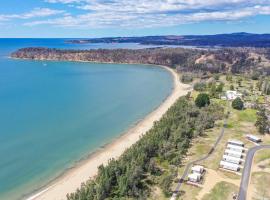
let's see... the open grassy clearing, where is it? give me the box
[248,146,270,200]
[200,106,258,175]
[201,181,238,200]
[254,149,270,164]
[250,172,270,200]
[149,186,168,200]
[237,109,257,123]
[177,183,201,200]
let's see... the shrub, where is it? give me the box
[232,97,244,110]
[193,82,207,91]
[181,73,193,83]
[251,71,260,80]
[216,82,224,93]
[226,74,233,81]
[195,93,210,108]
[213,74,220,80]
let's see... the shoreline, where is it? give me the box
[25,63,191,200]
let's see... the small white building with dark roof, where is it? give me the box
[220,160,240,171]
[224,149,243,158]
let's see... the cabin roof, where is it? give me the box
[220,160,240,168]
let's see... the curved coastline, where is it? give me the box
[24,63,191,200]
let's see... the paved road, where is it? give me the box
[238,145,270,200]
[171,114,228,199]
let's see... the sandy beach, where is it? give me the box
[26,65,191,200]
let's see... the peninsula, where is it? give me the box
[11,47,270,75]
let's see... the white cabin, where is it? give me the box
[227,139,244,147]
[191,165,204,174]
[224,149,242,158]
[220,160,240,171]
[246,134,262,143]
[221,96,227,100]
[227,144,245,153]
[188,173,201,182]
[223,155,241,164]
[226,90,242,100]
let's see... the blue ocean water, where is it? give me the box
[0,39,173,200]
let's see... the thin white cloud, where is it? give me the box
[0,8,65,21]
[45,0,82,3]
[20,8,65,19]
[47,0,270,14]
[2,0,270,29]
[25,3,270,28]
[0,16,8,21]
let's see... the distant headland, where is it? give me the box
[11,46,270,75]
[67,33,270,48]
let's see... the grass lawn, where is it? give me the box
[200,106,257,171]
[149,186,168,200]
[254,149,270,164]
[237,109,257,123]
[250,172,270,200]
[257,95,265,104]
[177,184,201,200]
[250,148,270,199]
[201,181,238,200]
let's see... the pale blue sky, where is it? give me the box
[0,0,270,38]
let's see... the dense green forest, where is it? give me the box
[66,96,224,200]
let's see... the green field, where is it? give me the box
[254,149,270,164]
[201,181,238,200]
[251,172,270,200]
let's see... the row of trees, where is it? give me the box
[255,106,269,134]
[67,96,224,200]
[257,78,270,95]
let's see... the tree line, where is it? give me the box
[66,96,224,200]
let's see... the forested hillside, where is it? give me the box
[66,96,224,200]
[11,47,270,75]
